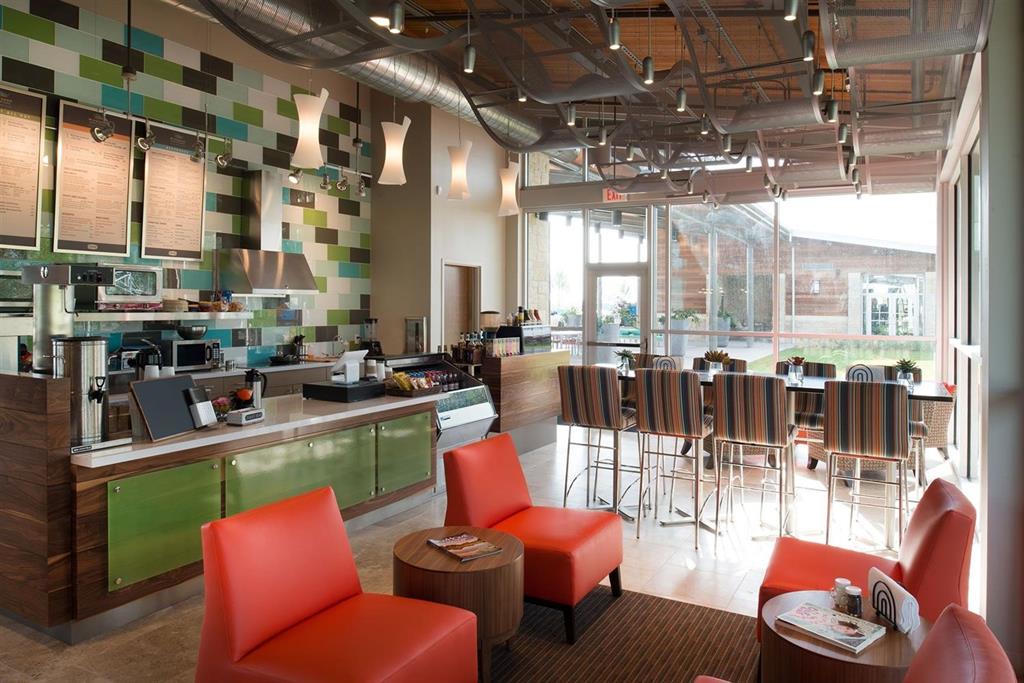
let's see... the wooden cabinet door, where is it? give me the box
[106,460,222,590]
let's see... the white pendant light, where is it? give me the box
[498,161,520,216]
[388,1,404,33]
[801,30,815,62]
[447,139,472,200]
[291,87,329,169]
[675,87,687,112]
[783,0,799,22]
[378,115,411,185]
[812,70,825,96]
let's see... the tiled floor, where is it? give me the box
[0,428,972,681]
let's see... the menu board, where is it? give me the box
[0,86,45,249]
[141,125,206,260]
[54,102,132,255]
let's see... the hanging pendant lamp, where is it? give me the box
[498,161,520,216]
[378,116,411,185]
[448,139,472,200]
[291,87,329,169]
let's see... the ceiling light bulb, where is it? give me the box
[851,167,861,184]
[675,88,687,112]
[642,57,655,85]
[388,1,404,33]
[626,145,635,161]
[358,177,367,197]
[598,127,607,146]
[566,103,576,127]
[320,173,332,190]
[463,44,476,74]
[609,17,621,50]
[745,155,753,172]
[825,98,839,123]
[701,190,709,204]
[336,175,349,192]
[517,88,527,103]
[837,122,849,144]
[763,174,771,190]
[215,152,232,168]
[801,30,815,62]
[190,136,205,163]
[288,169,302,184]
[661,168,669,180]
[136,125,155,152]
[723,134,732,153]
[700,114,710,135]
[686,178,694,195]
[91,114,114,143]
[784,0,798,22]
[812,69,825,96]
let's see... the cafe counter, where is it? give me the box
[481,349,570,452]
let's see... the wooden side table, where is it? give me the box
[761,590,932,683]
[394,526,524,682]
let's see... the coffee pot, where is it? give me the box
[244,368,267,409]
[128,341,163,381]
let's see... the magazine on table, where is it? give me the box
[428,533,502,562]
[776,602,887,654]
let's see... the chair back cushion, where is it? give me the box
[693,357,748,373]
[905,605,1016,683]
[824,380,910,459]
[444,433,532,528]
[651,356,682,370]
[201,487,361,662]
[557,365,624,429]
[898,478,976,620]
[776,361,836,418]
[712,373,788,447]
[845,363,885,381]
[635,369,704,438]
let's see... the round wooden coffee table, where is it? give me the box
[393,526,524,683]
[761,590,932,683]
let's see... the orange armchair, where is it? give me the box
[758,478,975,639]
[196,487,478,682]
[444,433,623,644]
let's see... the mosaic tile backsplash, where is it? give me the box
[0,0,372,366]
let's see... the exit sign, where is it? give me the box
[603,187,626,202]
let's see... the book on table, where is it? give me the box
[428,533,502,562]
[776,602,888,654]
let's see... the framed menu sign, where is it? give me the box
[141,125,206,260]
[0,86,45,250]
[54,102,133,256]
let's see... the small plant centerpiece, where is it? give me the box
[615,348,636,372]
[787,355,806,384]
[704,349,730,374]
[895,358,918,390]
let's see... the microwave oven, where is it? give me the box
[77,264,163,310]
[160,339,222,371]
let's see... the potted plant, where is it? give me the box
[786,356,805,384]
[563,306,581,328]
[704,349,730,374]
[615,349,636,372]
[716,309,734,347]
[895,358,918,390]
[670,308,699,355]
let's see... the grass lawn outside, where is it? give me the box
[747,340,936,378]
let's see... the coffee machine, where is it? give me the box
[52,336,130,454]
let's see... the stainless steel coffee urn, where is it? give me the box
[52,337,109,448]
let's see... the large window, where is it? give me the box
[526,210,584,362]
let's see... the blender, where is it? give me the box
[360,318,383,356]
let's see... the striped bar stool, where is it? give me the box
[712,373,795,553]
[775,361,836,470]
[558,365,636,511]
[693,358,748,468]
[823,380,912,546]
[634,368,713,546]
[883,365,929,488]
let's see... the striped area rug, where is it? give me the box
[492,589,759,682]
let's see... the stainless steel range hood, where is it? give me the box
[216,170,318,297]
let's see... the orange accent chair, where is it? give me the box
[196,487,478,683]
[693,604,1015,683]
[444,433,623,644]
[758,478,975,639]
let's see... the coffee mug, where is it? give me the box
[144,365,160,380]
[160,366,175,377]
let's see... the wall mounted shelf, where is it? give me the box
[74,311,253,322]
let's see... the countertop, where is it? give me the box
[184,360,336,380]
[74,392,439,469]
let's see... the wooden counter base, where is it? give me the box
[481,350,569,433]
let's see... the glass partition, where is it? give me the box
[588,206,648,263]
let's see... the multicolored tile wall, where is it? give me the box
[0,0,372,366]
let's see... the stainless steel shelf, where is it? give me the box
[74,311,253,322]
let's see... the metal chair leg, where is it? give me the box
[636,434,645,539]
[693,438,701,550]
[898,461,905,546]
[848,458,862,539]
[563,425,573,507]
[714,439,723,556]
[825,453,835,546]
[777,447,784,537]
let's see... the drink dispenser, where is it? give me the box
[52,336,109,448]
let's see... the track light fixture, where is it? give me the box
[851,167,861,184]
[825,99,839,123]
[701,190,710,204]
[802,31,815,62]
[189,133,204,163]
[320,172,332,190]
[700,114,710,135]
[675,88,687,112]
[812,70,825,96]
[566,103,576,127]
[463,44,476,74]
[388,1,404,34]
[626,145,636,161]
[763,174,771,190]
[358,177,367,198]
[609,17,621,50]
[598,127,607,146]
[723,134,732,153]
[745,155,753,172]
[336,175,349,192]
[686,178,694,194]
[642,57,654,85]
[784,0,798,21]
[837,123,849,144]
[90,112,114,143]
[517,88,527,103]
[661,168,669,180]
[215,139,233,168]
[136,120,155,151]
[288,169,302,184]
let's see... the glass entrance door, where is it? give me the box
[585,265,649,365]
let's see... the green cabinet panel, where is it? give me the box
[376,412,433,495]
[107,460,222,591]
[225,426,376,516]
